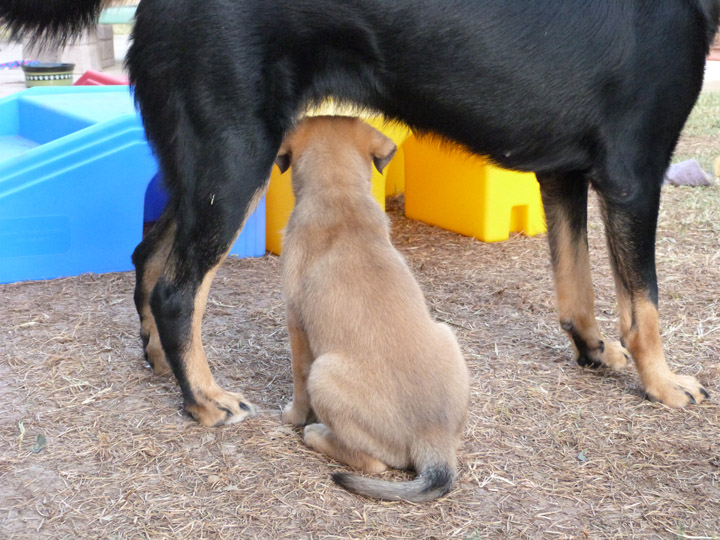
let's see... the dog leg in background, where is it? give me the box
[538,173,629,370]
[132,210,177,376]
[282,309,316,426]
[598,180,709,406]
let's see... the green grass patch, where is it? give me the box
[673,91,720,173]
[682,91,720,137]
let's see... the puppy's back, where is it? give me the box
[280,117,469,501]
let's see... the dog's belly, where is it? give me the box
[130,0,705,178]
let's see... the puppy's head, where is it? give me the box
[275,116,397,184]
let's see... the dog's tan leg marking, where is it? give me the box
[139,222,176,376]
[597,192,709,407]
[553,216,629,370]
[179,188,268,426]
[182,260,256,426]
[281,308,315,426]
[616,284,633,340]
[304,423,388,474]
[622,296,708,407]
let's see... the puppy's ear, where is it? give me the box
[371,134,397,173]
[275,152,291,174]
[275,144,292,173]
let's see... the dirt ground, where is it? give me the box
[1,175,719,539]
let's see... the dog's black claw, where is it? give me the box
[645,393,659,403]
[576,354,602,369]
[700,387,710,399]
[685,391,697,405]
[239,401,251,411]
[219,405,234,417]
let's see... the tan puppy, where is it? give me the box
[277,116,469,503]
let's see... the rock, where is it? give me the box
[665,159,713,186]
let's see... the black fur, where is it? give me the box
[562,321,605,369]
[4,0,718,412]
[0,0,110,44]
[699,0,720,43]
[149,276,194,397]
[541,175,606,369]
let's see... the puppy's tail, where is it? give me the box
[332,462,456,503]
[0,0,112,44]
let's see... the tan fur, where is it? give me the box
[623,296,707,406]
[279,116,469,502]
[181,259,256,426]
[594,200,707,406]
[553,217,629,369]
[139,221,176,376]
[615,284,633,340]
[138,186,267,384]
[180,188,267,426]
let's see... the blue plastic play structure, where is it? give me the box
[0,86,265,284]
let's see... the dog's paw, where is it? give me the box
[141,331,172,376]
[146,343,172,376]
[282,401,310,426]
[577,340,629,371]
[303,423,331,449]
[602,341,631,370]
[185,385,256,426]
[644,373,709,408]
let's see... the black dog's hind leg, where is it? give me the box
[538,172,630,370]
[597,182,708,407]
[132,208,176,376]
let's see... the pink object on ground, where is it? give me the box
[74,70,129,86]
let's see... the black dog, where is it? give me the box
[4,0,716,425]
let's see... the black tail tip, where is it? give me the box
[423,465,455,497]
[331,472,352,488]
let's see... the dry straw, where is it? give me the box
[1,186,718,538]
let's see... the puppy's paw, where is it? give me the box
[282,401,311,426]
[644,372,709,408]
[185,385,256,426]
[303,423,331,449]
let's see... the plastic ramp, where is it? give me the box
[0,86,264,284]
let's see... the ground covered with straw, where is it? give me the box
[2,92,720,538]
[2,186,719,539]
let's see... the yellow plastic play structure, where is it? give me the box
[403,135,545,243]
